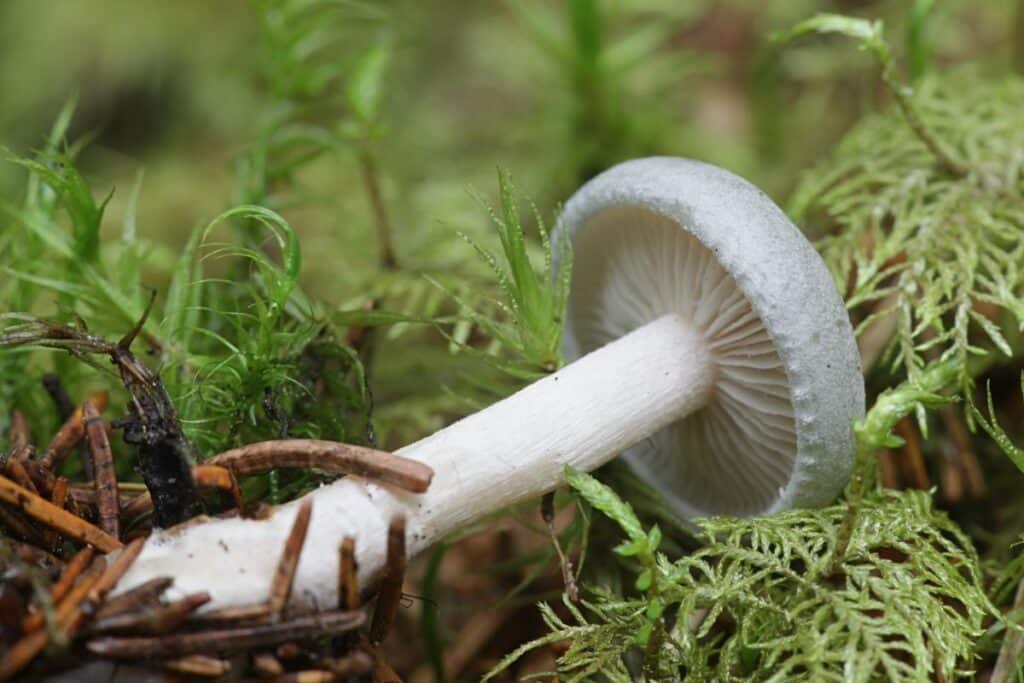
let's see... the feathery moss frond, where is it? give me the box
[494,481,993,681]
[789,66,1024,392]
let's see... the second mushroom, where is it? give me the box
[116,157,864,610]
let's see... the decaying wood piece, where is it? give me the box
[269,499,313,621]
[338,537,359,611]
[92,592,211,634]
[39,391,109,470]
[0,476,121,552]
[162,654,231,677]
[192,464,243,513]
[83,399,120,539]
[369,515,406,643]
[8,410,29,452]
[21,546,94,633]
[95,576,174,620]
[87,609,365,658]
[207,439,434,493]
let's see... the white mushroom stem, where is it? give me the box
[116,313,714,609]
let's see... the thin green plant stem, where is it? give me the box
[358,149,398,271]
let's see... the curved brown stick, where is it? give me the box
[84,399,120,539]
[39,391,109,470]
[0,476,121,552]
[206,440,433,493]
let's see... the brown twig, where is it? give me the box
[339,536,360,611]
[86,537,146,607]
[207,440,433,493]
[992,577,1024,683]
[21,546,95,634]
[92,592,211,634]
[87,609,365,658]
[327,651,374,678]
[44,477,70,550]
[269,499,313,621]
[895,418,930,489]
[4,459,38,495]
[278,671,336,683]
[370,515,406,643]
[252,653,285,676]
[8,410,29,451]
[939,405,987,499]
[162,654,231,677]
[542,491,579,602]
[0,475,121,552]
[83,399,120,539]
[95,576,174,620]
[39,391,109,470]
[192,464,244,512]
[186,602,272,626]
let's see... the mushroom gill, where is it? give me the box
[566,205,797,517]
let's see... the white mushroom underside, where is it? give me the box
[569,206,798,516]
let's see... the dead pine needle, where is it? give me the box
[269,499,313,621]
[39,391,109,470]
[192,464,243,512]
[542,491,579,602]
[8,410,29,451]
[207,439,434,493]
[370,514,406,644]
[0,475,121,552]
[162,654,231,678]
[84,399,120,539]
[338,536,359,611]
[95,576,174,620]
[92,592,211,634]
[87,609,365,658]
[21,546,95,634]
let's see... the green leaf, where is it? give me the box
[346,40,391,126]
[564,465,645,544]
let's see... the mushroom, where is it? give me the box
[115,157,864,609]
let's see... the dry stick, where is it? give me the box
[192,464,243,512]
[278,671,336,683]
[207,440,434,493]
[269,499,313,621]
[186,603,272,626]
[878,449,901,489]
[87,609,365,658]
[21,546,95,633]
[39,391,109,470]
[338,537,359,610]
[0,504,42,544]
[369,515,406,643]
[4,458,38,495]
[92,592,211,634]
[8,410,29,451]
[42,373,93,479]
[43,477,70,551]
[0,476,121,552]
[162,655,231,678]
[542,492,579,602]
[252,653,285,677]
[22,459,56,497]
[894,418,930,490]
[95,576,174,620]
[83,399,120,539]
[327,651,374,678]
[0,556,109,682]
[939,405,987,498]
[992,577,1024,683]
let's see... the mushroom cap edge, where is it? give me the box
[554,156,865,518]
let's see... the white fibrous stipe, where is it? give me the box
[568,206,797,516]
